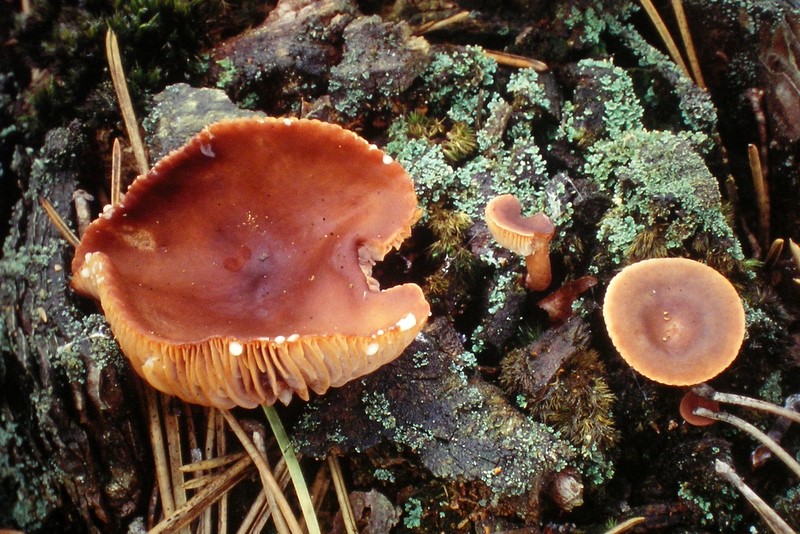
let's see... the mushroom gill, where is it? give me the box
[72,118,430,409]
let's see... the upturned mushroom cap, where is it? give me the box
[484,194,555,291]
[603,258,745,386]
[72,118,430,409]
[679,390,720,426]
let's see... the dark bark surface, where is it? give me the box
[1,122,147,532]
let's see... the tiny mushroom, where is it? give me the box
[603,258,745,386]
[679,390,720,427]
[71,118,430,409]
[484,193,555,291]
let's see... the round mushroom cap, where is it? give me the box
[603,258,745,386]
[72,118,430,409]
[484,194,554,256]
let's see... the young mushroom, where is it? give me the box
[679,390,720,427]
[484,193,555,291]
[603,258,745,385]
[71,118,430,409]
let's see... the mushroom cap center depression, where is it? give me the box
[73,119,425,343]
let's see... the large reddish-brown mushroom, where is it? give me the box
[484,194,555,291]
[603,258,745,386]
[72,118,430,409]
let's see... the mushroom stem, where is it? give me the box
[694,407,800,479]
[714,459,795,534]
[525,249,553,291]
[693,384,800,425]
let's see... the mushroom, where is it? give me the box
[71,118,430,409]
[603,258,745,386]
[679,390,720,427]
[484,194,555,291]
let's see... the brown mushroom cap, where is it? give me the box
[603,258,745,386]
[484,194,555,291]
[72,118,430,409]
[484,194,554,256]
[679,391,720,426]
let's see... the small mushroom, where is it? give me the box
[484,194,555,291]
[679,390,720,427]
[603,258,745,386]
[71,118,430,409]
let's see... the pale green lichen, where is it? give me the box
[363,391,397,431]
[559,58,643,144]
[506,68,551,113]
[585,129,742,269]
[421,45,497,125]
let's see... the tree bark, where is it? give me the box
[1,121,147,532]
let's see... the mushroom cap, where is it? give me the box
[679,391,720,426]
[484,194,554,256]
[72,118,430,409]
[603,258,745,386]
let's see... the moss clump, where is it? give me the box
[424,207,476,306]
[16,0,222,132]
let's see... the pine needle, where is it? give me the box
[637,0,691,79]
[145,388,176,517]
[150,454,254,534]
[39,198,80,248]
[263,404,322,534]
[111,137,122,205]
[328,452,358,534]
[220,409,301,534]
[105,28,149,175]
[670,0,707,89]
[748,143,770,250]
